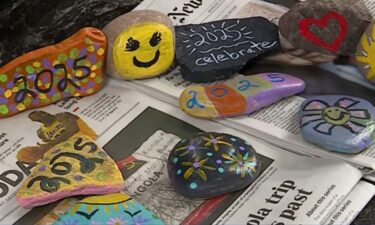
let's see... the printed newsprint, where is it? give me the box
[126,0,375,171]
[0,80,373,224]
[364,0,375,18]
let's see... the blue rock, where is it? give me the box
[300,95,375,154]
[167,132,261,199]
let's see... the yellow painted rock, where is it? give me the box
[356,22,375,84]
[16,133,124,208]
[103,10,175,80]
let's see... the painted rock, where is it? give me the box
[175,17,280,83]
[300,95,375,154]
[356,22,375,84]
[167,132,260,199]
[104,10,175,80]
[16,134,124,208]
[0,27,106,119]
[179,73,305,119]
[279,0,372,55]
[17,111,97,163]
[52,193,165,225]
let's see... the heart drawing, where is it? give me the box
[299,11,348,53]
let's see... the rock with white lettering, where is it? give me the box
[175,17,280,83]
[279,0,372,55]
[168,132,261,198]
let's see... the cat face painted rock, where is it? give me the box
[104,10,175,80]
[168,132,260,199]
[356,22,375,84]
[0,27,106,119]
[300,95,375,154]
[279,0,372,55]
[16,134,124,208]
[52,193,165,225]
[175,17,280,83]
[179,73,305,119]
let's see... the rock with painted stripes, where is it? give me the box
[175,17,280,83]
[179,73,305,119]
[300,95,375,154]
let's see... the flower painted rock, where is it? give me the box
[300,96,375,154]
[279,0,372,55]
[168,132,261,199]
[16,134,124,208]
[52,193,165,225]
[104,10,175,80]
[0,27,106,119]
[179,73,305,119]
[356,22,375,84]
[175,17,280,83]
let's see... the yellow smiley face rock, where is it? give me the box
[104,10,175,80]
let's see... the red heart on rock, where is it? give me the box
[299,11,348,53]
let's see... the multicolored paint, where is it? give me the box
[52,193,165,225]
[356,22,375,84]
[179,73,305,119]
[16,134,124,208]
[168,132,260,199]
[0,27,106,119]
[300,95,375,154]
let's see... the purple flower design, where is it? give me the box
[174,139,207,157]
[129,215,151,225]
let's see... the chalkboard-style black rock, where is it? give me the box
[167,132,261,199]
[175,17,280,83]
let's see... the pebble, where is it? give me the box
[168,132,260,199]
[103,10,175,80]
[300,95,375,154]
[179,73,305,119]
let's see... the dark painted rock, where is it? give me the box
[0,0,141,67]
[356,22,375,84]
[279,0,372,55]
[52,193,165,225]
[168,132,260,199]
[179,73,305,119]
[104,10,175,80]
[0,28,106,119]
[175,17,280,83]
[300,95,375,154]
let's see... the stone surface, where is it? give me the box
[104,10,175,80]
[179,73,305,119]
[175,17,280,83]
[0,27,106,119]
[16,133,124,208]
[168,132,260,199]
[17,111,97,163]
[356,22,375,84]
[300,95,375,154]
[279,0,372,55]
[0,0,141,67]
[51,193,165,225]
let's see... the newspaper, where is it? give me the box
[0,80,372,224]
[364,0,375,18]
[126,0,375,171]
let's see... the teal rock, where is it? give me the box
[167,132,261,199]
[300,95,375,154]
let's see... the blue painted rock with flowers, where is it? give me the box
[299,95,375,154]
[167,132,261,199]
[52,193,165,225]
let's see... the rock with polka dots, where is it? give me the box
[0,27,107,119]
[167,132,261,199]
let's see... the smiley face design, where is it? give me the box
[113,22,175,80]
[323,106,351,125]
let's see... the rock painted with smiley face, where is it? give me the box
[300,95,375,154]
[179,73,305,119]
[103,10,175,80]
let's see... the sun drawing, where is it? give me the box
[301,98,372,135]
[356,25,375,81]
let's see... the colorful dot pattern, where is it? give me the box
[0,28,106,118]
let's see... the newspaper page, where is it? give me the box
[126,0,375,170]
[364,0,375,18]
[0,80,369,224]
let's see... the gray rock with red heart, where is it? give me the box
[279,0,372,55]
